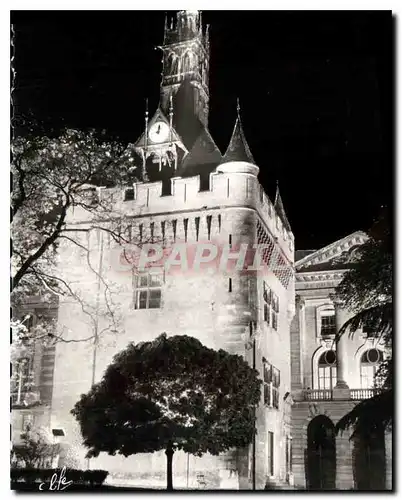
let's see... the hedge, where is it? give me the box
[11,468,108,487]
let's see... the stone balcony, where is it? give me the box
[301,388,382,402]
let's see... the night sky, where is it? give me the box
[11,10,393,250]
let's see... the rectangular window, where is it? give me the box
[134,272,162,309]
[268,431,274,477]
[195,217,200,242]
[11,358,33,405]
[228,278,232,293]
[360,365,376,389]
[263,282,279,330]
[124,187,135,201]
[321,312,336,337]
[318,365,337,390]
[263,358,280,409]
[150,222,155,243]
[22,413,34,433]
[184,219,188,242]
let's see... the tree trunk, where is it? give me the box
[165,444,174,491]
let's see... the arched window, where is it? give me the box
[360,349,383,389]
[182,51,194,74]
[318,350,337,390]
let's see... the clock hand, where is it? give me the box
[157,124,161,134]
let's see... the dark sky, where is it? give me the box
[11,10,393,250]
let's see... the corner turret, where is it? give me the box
[217,100,259,176]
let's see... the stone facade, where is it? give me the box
[290,232,392,490]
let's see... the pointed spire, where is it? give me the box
[221,98,255,165]
[144,98,149,146]
[274,182,291,231]
[163,12,168,43]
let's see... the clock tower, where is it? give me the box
[159,10,210,130]
[133,100,188,193]
[134,10,220,189]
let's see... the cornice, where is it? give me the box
[296,270,348,282]
[295,231,368,271]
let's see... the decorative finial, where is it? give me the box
[145,98,149,117]
[236,97,240,117]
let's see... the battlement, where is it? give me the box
[67,170,294,258]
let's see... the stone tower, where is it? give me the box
[48,11,296,489]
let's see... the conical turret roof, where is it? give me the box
[221,101,255,165]
[274,184,291,232]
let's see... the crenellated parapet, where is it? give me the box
[66,169,294,261]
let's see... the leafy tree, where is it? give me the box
[11,128,137,302]
[335,207,392,437]
[71,333,261,490]
[11,426,60,469]
[11,127,149,407]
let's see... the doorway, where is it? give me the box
[306,415,336,490]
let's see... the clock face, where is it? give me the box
[149,121,170,143]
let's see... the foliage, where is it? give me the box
[71,333,261,488]
[11,468,108,486]
[11,428,59,469]
[11,128,137,302]
[10,128,146,367]
[10,128,147,411]
[335,208,392,437]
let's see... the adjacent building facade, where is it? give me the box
[290,233,392,490]
[11,10,392,490]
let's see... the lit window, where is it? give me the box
[263,358,280,409]
[134,272,162,309]
[318,350,337,390]
[360,349,383,389]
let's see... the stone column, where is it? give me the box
[331,297,349,389]
[331,296,351,401]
